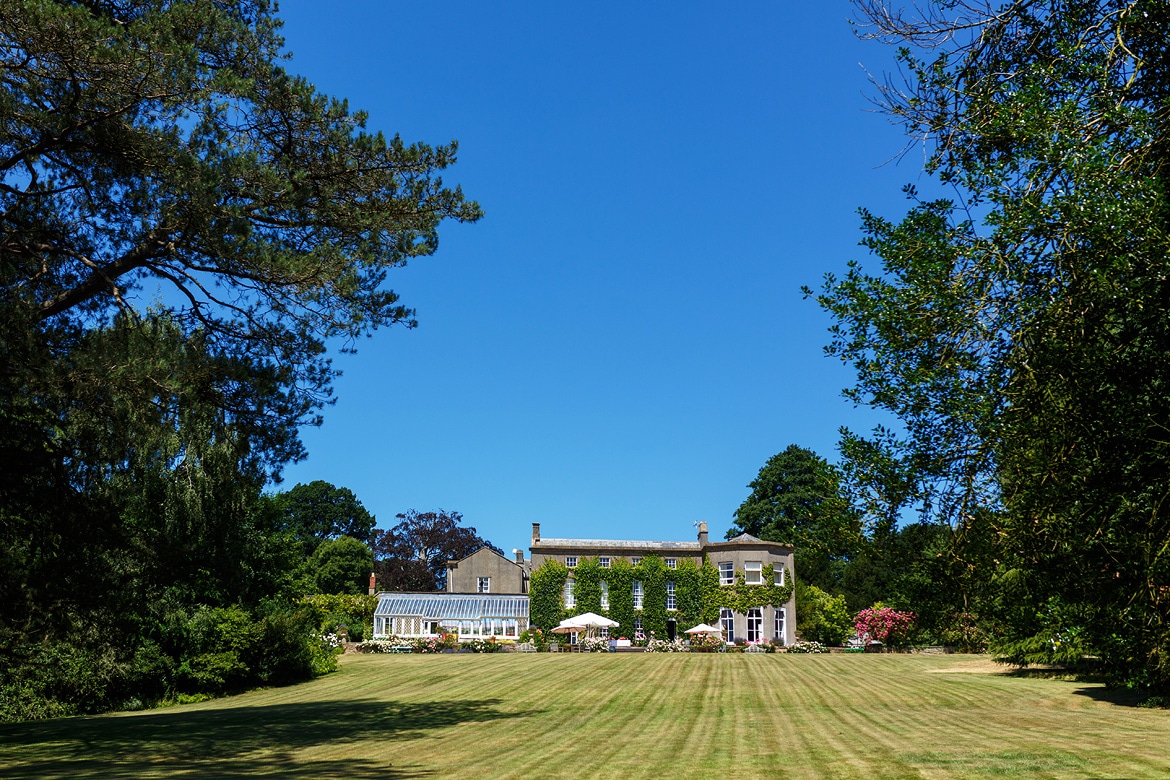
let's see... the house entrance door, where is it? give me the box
[666,619,677,641]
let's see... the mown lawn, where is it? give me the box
[1,652,1168,779]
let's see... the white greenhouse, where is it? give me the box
[372,593,530,640]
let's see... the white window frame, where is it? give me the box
[566,556,577,568]
[774,566,785,586]
[600,557,611,568]
[631,557,642,566]
[665,558,677,569]
[600,581,609,610]
[564,578,575,608]
[747,608,762,642]
[745,561,763,585]
[666,581,676,611]
[477,576,490,593]
[633,580,644,610]
[775,607,786,643]
[719,561,734,586]
[720,608,735,642]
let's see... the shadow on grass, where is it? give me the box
[997,666,1161,708]
[1070,686,1150,708]
[1002,667,1088,681]
[0,698,535,779]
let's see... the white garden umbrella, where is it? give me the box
[551,622,586,634]
[555,613,619,640]
[684,623,724,636]
[564,612,619,630]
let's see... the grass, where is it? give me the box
[1,653,1169,779]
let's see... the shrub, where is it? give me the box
[796,584,853,646]
[0,639,131,721]
[355,638,405,653]
[938,611,990,653]
[252,602,320,685]
[300,593,377,643]
[177,606,261,694]
[461,638,503,653]
[787,641,829,654]
[855,606,917,650]
[645,637,688,653]
[413,634,459,653]
[518,628,550,651]
[578,636,610,653]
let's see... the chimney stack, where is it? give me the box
[513,548,525,564]
[697,521,708,547]
[368,571,377,596]
[532,522,541,544]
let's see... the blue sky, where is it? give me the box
[273,1,920,550]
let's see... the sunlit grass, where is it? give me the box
[2,653,1169,778]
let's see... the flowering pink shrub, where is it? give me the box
[854,607,916,649]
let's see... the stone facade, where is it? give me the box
[530,521,797,646]
[445,546,529,594]
[424,521,798,645]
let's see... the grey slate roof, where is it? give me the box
[723,533,765,544]
[533,538,701,550]
[374,592,529,620]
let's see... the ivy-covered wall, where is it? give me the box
[529,559,568,630]
[527,556,794,638]
[707,564,793,614]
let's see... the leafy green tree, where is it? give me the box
[0,0,478,718]
[795,584,853,646]
[305,536,375,596]
[275,481,377,555]
[1,0,481,470]
[730,445,862,592]
[813,1,1170,692]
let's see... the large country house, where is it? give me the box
[373,521,796,645]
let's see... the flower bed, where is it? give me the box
[645,638,689,653]
[786,641,829,654]
[578,636,611,653]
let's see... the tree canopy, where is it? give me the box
[307,536,375,596]
[1,0,481,470]
[0,0,478,720]
[729,445,862,592]
[812,0,1170,693]
[275,480,376,553]
[373,510,501,592]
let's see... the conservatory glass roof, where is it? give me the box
[374,593,529,620]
